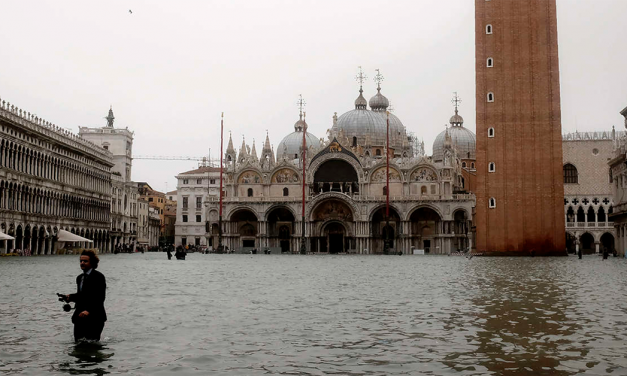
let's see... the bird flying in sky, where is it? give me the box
[129,10,132,14]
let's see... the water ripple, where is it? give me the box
[1,254,626,375]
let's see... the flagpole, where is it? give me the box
[218,112,224,253]
[384,110,390,255]
[300,112,307,255]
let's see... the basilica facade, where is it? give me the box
[205,82,476,254]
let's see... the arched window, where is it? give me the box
[489,162,495,172]
[486,24,493,34]
[564,164,578,184]
[247,188,253,197]
[462,162,467,168]
[487,92,494,102]
[376,149,381,156]
[382,186,387,195]
[471,162,475,169]
[421,186,427,195]
[488,127,495,137]
[489,197,496,208]
[487,57,493,67]
[283,187,289,196]
[352,137,357,147]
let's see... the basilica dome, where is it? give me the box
[332,87,407,150]
[432,109,476,162]
[277,115,320,160]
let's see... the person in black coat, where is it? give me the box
[63,250,107,342]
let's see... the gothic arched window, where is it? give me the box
[563,164,578,184]
[283,187,289,196]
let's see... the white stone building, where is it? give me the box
[0,97,114,254]
[174,166,221,247]
[563,130,621,254]
[79,108,139,249]
[609,106,627,257]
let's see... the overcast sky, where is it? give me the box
[1,0,626,193]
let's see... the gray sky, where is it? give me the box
[1,0,626,193]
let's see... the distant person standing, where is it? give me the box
[167,247,172,260]
[62,250,107,342]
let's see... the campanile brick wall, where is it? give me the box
[475,0,565,255]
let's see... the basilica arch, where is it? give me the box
[370,205,402,253]
[312,158,360,195]
[265,205,296,253]
[408,206,442,253]
[310,198,355,253]
[228,207,259,250]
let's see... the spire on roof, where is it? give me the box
[226,131,235,154]
[250,139,258,162]
[237,136,248,164]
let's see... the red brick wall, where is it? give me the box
[475,0,565,255]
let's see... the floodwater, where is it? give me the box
[1,254,627,375]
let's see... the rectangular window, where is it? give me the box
[195,237,200,246]
[196,215,201,222]
[148,197,153,202]
[196,197,202,208]
[183,179,189,184]
[197,179,202,184]
[182,197,188,209]
[182,215,188,222]
[210,179,216,184]
[181,237,187,246]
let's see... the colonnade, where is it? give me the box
[0,180,110,222]
[0,139,110,194]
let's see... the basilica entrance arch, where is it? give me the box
[311,198,354,253]
[230,208,258,250]
[322,221,347,254]
[371,206,401,254]
[266,206,295,253]
[409,206,442,253]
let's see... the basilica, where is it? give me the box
[205,77,476,254]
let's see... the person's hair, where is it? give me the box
[81,250,100,269]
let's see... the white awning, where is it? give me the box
[56,229,93,243]
[0,231,14,240]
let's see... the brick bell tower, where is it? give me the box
[475,0,565,255]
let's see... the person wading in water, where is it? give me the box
[61,250,107,342]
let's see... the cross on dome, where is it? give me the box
[374,68,384,90]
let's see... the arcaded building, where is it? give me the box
[0,98,114,254]
[563,130,620,254]
[474,0,565,255]
[204,79,475,254]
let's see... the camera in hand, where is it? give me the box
[56,293,73,312]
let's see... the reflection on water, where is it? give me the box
[0,254,626,375]
[60,342,113,375]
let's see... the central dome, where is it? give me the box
[332,86,407,151]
